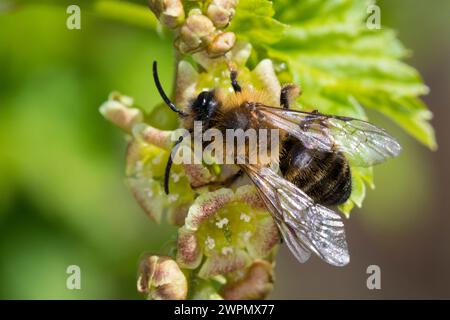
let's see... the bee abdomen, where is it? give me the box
[280,139,352,206]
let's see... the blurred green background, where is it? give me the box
[0,0,449,299]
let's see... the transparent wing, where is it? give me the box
[243,165,350,266]
[258,105,401,167]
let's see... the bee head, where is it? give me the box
[190,90,220,124]
[153,61,220,125]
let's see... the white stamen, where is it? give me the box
[171,173,181,183]
[240,212,251,222]
[205,236,215,250]
[216,218,229,229]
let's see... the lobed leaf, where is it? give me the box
[230,0,287,45]
[262,0,436,215]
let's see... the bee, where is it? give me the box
[152,61,401,266]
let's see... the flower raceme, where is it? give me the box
[101,0,434,300]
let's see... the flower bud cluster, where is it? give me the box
[149,0,238,57]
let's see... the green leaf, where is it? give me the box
[262,0,436,215]
[274,0,367,25]
[339,166,373,218]
[266,0,435,148]
[230,0,287,45]
[356,94,437,150]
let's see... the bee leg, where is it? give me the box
[164,135,185,195]
[280,84,301,109]
[230,70,242,93]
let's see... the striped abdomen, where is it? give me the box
[280,138,352,206]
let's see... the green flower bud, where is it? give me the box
[137,255,188,300]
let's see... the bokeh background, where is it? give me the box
[0,0,449,299]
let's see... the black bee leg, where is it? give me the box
[230,70,242,93]
[280,84,301,109]
[164,135,185,195]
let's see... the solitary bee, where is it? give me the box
[152,61,401,266]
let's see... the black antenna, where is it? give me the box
[152,61,187,117]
